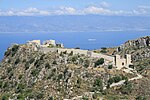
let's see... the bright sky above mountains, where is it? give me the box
[0,0,150,16]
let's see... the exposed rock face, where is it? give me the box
[117,36,150,62]
[118,36,150,51]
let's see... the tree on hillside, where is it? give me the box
[95,58,104,67]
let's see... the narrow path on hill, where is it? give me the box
[109,71,142,88]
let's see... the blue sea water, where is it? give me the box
[0,31,150,61]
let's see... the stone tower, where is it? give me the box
[115,54,132,69]
[126,54,132,67]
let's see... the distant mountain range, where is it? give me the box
[0,15,150,33]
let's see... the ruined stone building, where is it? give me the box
[115,54,132,69]
[42,40,56,47]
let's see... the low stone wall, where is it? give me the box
[40,47,58,53]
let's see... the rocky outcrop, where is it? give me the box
[118,36,150,51]
[116,36,150,62]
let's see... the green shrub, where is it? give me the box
[95,58,104,67]
[68,72,72,77]
[0,81,3,88]
[40,54,45,60]
[3,82,9,89]
[45,63,50,69]
[48,96,54,100]
[11,45,19,57]
[108,65,113,69]
[94,78,103,87]
[34,59,41,68]
[93,78,103,92]
[71,56,78,62]
[7,59,11,63]
[121,81,133,94]
[29,58,35,64]
[18,75,23,80]
[52,68,56,72]
[69,51,73,56]
[7,67,12,73]
[100,47,107,53]
[15,58,20,65]
[57,74,63,81]
[8,72,13,79]
[25,62,30,70]
[113,76,121,83]
[84,60,90,68]
[1,94,9,100]
[4,49,11,57]
[60,52,64,56]
[17,94,25,100]
[76,78,81,88]
[52,60,57,65]
[136,96,146,100]
[63,51,67,54]
[82,96,89,100]
[12,45,19,52]
[108,76,122,85]
[79,58,84,64]
[108,78,114,84]
[17,83,25,93]
[122,76,128,81]
[129,65,134,69]
[100,49,107,53]
[31,69,39,77]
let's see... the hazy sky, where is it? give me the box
[0,0,150,16]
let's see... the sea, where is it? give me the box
[0,31,150,61]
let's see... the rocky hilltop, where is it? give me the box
[117,36,150,60]
[0,36,150,100]
[119,36,150,49]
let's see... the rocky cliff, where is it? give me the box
[119,36,150,49]
[117,36,150,61]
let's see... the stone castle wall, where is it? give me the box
[90,52,115,62]
[27,40,133,69]
[40,47,115,64]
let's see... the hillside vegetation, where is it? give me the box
[0,36,150,99]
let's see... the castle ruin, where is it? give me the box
[115,54,132,69]
[27,40,132,69]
